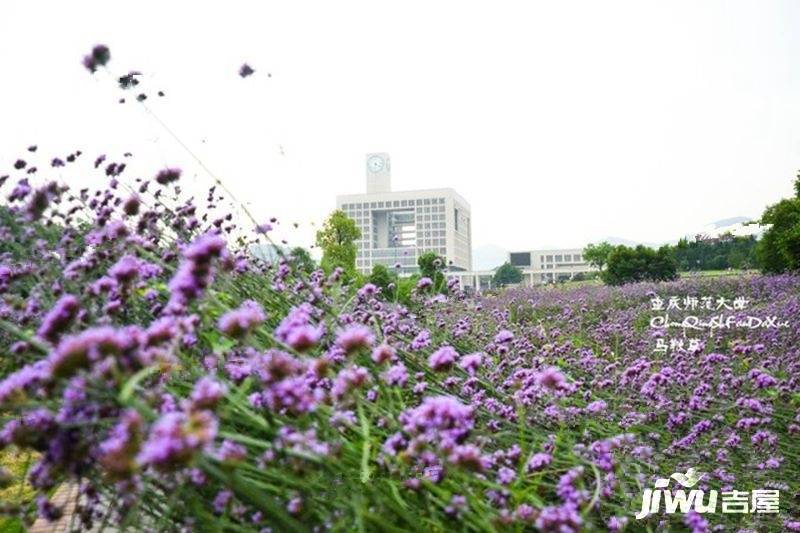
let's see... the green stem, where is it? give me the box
[0,320,50,354]
[358,401,372,484]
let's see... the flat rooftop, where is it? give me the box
[337,187,471,210]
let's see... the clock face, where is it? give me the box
[367,155,385,173]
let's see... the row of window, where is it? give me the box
[360,238,447,253]
[341,198,446,210]
[357,256,417,267]
[348,216,445,228]
[418,221,446,230]
[347,212,445,225]
[543,253,582,263]
[347,205,445,215]
[356,247,447,266]
[355,225,445,237]
[540,273,574,282]
[510,252,584,268]
[541,263,589,269]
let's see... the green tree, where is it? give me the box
[583,241,615,271]
[602,245,678,286]
[670,235,757,271]
[368,264,396,294]
[757,199,800,273]
[289,246,316,273]
[650,245,680,281]
[493,262,523,287]
[727,247,747,269]
[417,251,446,292]
[315,210,361,279]
[417,251,443,279]
[756,173,800,273]
[795,170,800,198]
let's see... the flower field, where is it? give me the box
[0,159,799,532]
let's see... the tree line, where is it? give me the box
[582,172,800,285]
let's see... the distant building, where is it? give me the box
[336,154,472,275]
[448,248,597,290]
[447,269,497,292]
[249,244,286,263]
[509,249,596,285]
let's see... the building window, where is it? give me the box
[510,252,531,267]
[454,208,459,231]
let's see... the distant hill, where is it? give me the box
[596,236,662,248]
[709,216,751,229]
[597,216,763,247]
[691,216,763,241]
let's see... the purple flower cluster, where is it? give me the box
[155,167,182,185]
[82,44,110,72]
[165,233,227,314]
[0,145,797,530]
[137,410,218,470]
[36,294,80,343]
[335,324,375,354]
[428,345,459,371]
[399,395,474,447]
[275,304,325,351]
[218,300,265,338]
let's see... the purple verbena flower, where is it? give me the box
[417,277,433,290]
[371,343,395,364]
[275,304,324,352]
[218,300,265,338]
[36,294,80,343]
[155,168,182,185]
[527,452,552,472]
[137,410,218,470]
[537,366,568,391]
[335,324,375,354]
[428,345,459,371]
[190,376,228,409]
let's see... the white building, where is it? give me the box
[448,248,597,290]
[509,249,596,285]
[249,244,285,263]
[336,153,472,275]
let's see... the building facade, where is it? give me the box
[336,154,472,275]
[448,248,596,291]
[509,249,595,284]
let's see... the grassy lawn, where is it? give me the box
[556,269,756,288]
[679,269,757,278]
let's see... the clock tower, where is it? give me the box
[365,153,391,193]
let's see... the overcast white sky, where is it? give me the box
[1,1,799,255]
